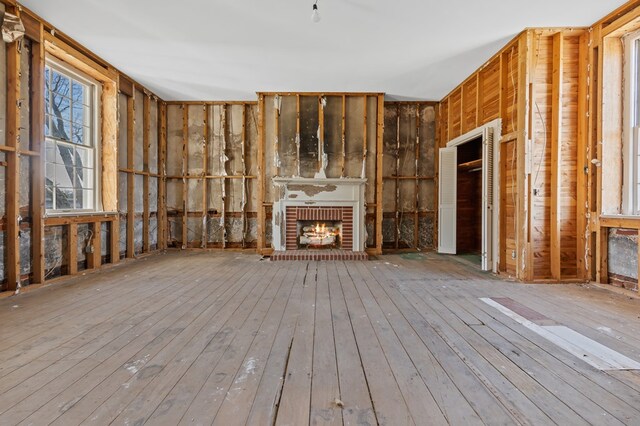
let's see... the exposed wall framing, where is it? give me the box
[588,1,640,293]
[382,102,437,250]
[164,102,259,249]
[117,82,162,259]
[0,2,165,291]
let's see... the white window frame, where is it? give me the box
[44,57,102,214]
[622,30,640,215]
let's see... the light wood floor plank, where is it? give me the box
[0,251,638,425]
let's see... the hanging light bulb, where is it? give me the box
[311,2,321,23]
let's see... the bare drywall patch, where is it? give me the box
[288,184,337,197]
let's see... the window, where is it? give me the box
[44,60,100,212]
[623,31,640,214]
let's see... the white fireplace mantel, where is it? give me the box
[272,177,367,251]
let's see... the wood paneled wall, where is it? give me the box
[439,28,587,282]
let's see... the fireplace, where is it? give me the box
[271,177,367,260]
[298,221,341,249]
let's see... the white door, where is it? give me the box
[438,147,457,254]
[481,128,494,271]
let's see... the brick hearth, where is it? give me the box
[270,249,368,261]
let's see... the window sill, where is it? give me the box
[45,211,117,218]
[600,215,640,230]
[43,212,118,226]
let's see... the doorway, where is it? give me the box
[456,136,483,264]
[438,119,500,272]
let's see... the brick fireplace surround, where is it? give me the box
[285,206,352,250]
[270,177,368,261]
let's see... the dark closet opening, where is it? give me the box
[456,136,483,263]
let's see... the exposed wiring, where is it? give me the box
[532,101,548,190]
[509,46,518,253]
[531,32,547,192]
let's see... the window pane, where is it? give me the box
[72,104,90,127]
[56,188,74,209]
[44,86,50,115]
[45,163,56,185]
[72,124,84,145]
[75,167,94,189]
[72,81,86,105]
[45,141,56,163]
[45,185,54,209]
[55,144,74,165]
[75,189,93,209]
[45,115,51,137]
[50,117,72,142]
[51,70,70,97]
[75,147,93,169]
[51,93,71,122]
[56,164,74,187]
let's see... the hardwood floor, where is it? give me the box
[1,251,640,425]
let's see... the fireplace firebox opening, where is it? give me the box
[297,220,342,249]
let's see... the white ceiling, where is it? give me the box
[21,0,627,101]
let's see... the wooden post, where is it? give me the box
[516,34,532,281]
[6,12,22,291]
[30,24,46,284]
[126,94,135,257]
[274,96,280,176]
[550,32,564,281]
[362,96,368,179]
[341,95,346,178]
[598,227,608,283]
[241,105,247,248]
[395,104,401,249]
[87,221,102,269]
[296,94,301,177]
[221,104,227,249]
[319,95,325,173]
[68,223,78,275]
[415,104,421,249]
[434,104,440,251]
[142,94,150,253]
[202,104,209,248]
[158,102,168,249]
[182,105,189,249]
[257,95,266,253]
[110,220,119,263]
[576,31,589,281]
[375,95,385,255]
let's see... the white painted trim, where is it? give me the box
[271,177,367,251]
[445,119,502,272]
[446,119,502,148]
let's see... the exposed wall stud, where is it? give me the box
[5,8,22,291]
[126,93,135,258]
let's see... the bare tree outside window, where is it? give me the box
[44,62,96,211]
